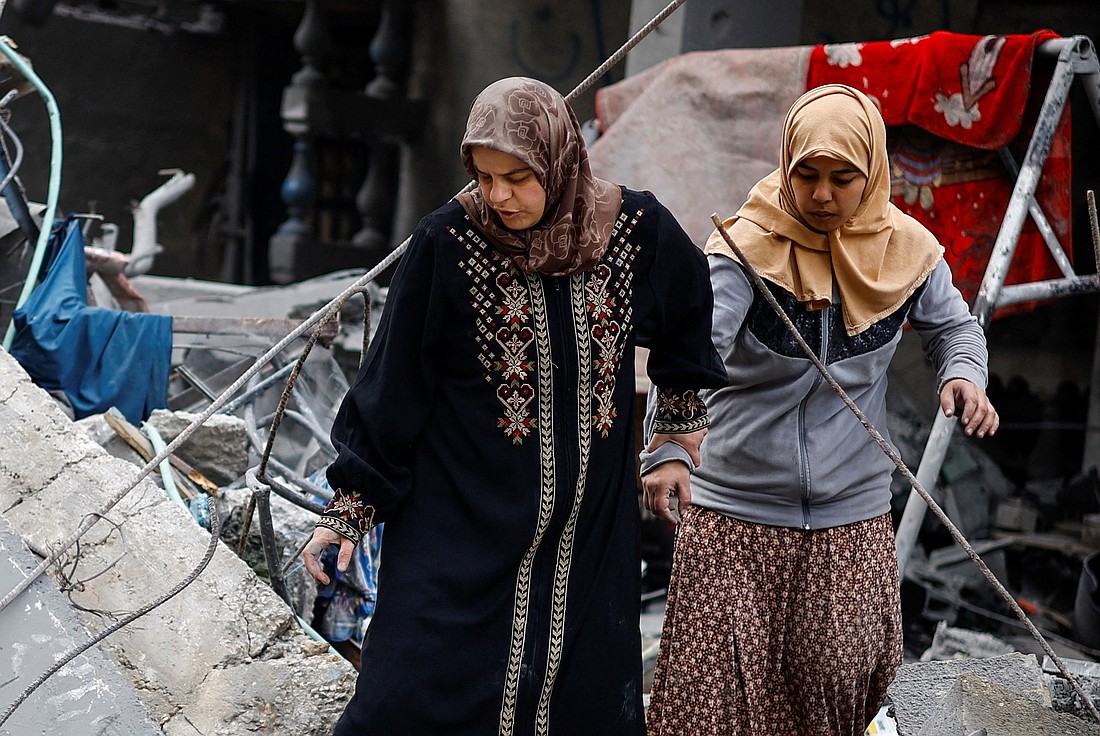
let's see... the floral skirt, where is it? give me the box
[646,506,903,736]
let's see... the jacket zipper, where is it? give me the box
[797,307,829,530]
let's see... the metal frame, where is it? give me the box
[896,35,1100,576]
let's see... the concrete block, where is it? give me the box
[147,409,249,486]
[916,673,1100,736]
[889,652,1049,734]
[920,622,1016,662]
[993,498,1040,533]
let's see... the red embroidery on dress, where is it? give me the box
[655,388,708,432]
[493,273,537,444]
[585,209,641,438]
[456,227,539,445]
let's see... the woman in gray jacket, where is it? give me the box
[641,84,999,736]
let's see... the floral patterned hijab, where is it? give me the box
[456,77,623,276]
[706,84,943,335]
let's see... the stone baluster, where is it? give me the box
[351,0,416,274]
[270,0,331,284]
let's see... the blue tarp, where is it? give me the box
[9,217,172,424]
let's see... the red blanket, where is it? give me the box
[806,31,1073,312]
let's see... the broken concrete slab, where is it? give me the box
[0,514,161,736]
[915,672,1100,736]
[1043,656,1100,722]
[889,652,1050,734]
[0,347,355,734]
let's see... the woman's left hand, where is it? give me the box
[940,378,999,438]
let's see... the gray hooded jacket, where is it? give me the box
[643,253,987,530]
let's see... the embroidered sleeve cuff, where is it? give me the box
[639,440,695,477]
[318,487,376,546]
[652,388,709,434]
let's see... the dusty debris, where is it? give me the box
[915,673,1100,735]
[0,348,356,734]
[1045,657,1100,722]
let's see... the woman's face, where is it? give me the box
[470,146,547,230]
[790,155,867,232]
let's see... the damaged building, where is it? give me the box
[2,0,1100,734]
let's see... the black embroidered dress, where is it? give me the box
[320,188,725,736]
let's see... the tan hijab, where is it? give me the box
[455,77,623,276]
[706,84,943,335]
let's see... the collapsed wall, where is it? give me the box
[0,348,356,735]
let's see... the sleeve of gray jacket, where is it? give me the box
[907,259,989,392]
[638,400,697,475]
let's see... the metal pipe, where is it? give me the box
[127,169,195,276]
[894,411,955,578]
[997,275,1099,306]
[0,36,62,351]
[217,361,297,415]
[997,147,1074,278]
[256,407,332,449]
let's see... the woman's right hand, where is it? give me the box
[642,459,692,526]
[302,526,356,585]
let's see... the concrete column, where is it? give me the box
[625,0,687,77]
[680,0,804,51]
[392,0,629,248]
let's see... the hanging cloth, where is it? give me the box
[9,216,172,423]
